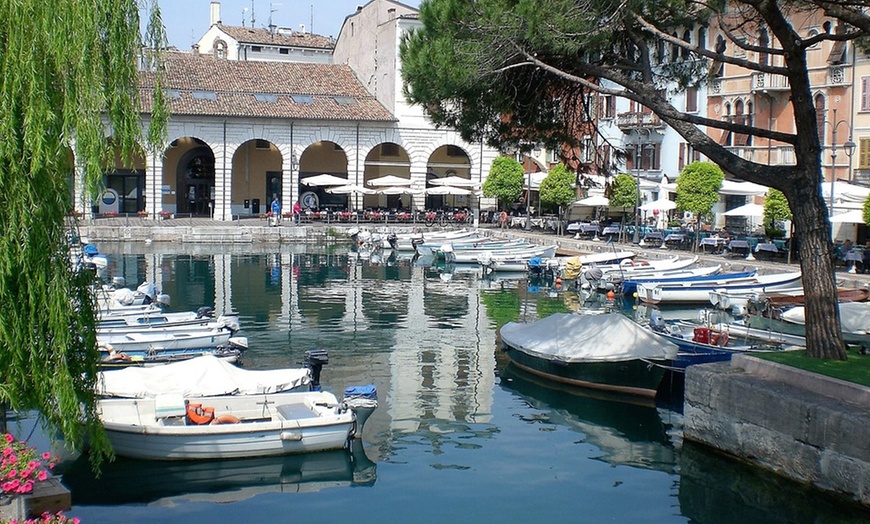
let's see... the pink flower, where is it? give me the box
[4,434,13,443]
[37,470,47,481]
[41,452,51,460]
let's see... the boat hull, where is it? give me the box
[502,345,667,398]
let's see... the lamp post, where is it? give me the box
[829,108,854,216]
[632,128,650,244]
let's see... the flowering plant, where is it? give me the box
[0,434,57,496]
[6,511,80,524]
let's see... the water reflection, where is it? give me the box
[499,364,679,473]
[58,440,376,506]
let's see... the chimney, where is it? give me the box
[192,44,200,55]
[210,2,221,26]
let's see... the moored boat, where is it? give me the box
[500,313,678,397]
[637,271,802,305]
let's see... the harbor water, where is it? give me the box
[12,241,868,523]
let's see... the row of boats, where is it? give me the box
[85,249,379,462]
[499,246,870,398]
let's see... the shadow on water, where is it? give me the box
[56,439,376,506]
[498,363,680,474]
[679,441,870,524]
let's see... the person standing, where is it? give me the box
[271,196,281,226]
[292,200,302,225]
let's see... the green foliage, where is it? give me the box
[609,174,639,210]
[539,164,576,209]
[0,0,168,471]
[863,196,870,226]
[763,189,792,238]
[483,156,525,209]
[675,162,724,221]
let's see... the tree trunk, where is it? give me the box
[787,179,847,360]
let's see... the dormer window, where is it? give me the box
[213,39,228,59]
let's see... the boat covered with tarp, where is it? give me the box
[500,313,678,397]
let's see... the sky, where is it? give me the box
[154,0,423,50]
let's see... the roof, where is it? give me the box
[215,25,334,50]
[138,52,395,122]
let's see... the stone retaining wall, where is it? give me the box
[684,355,870,506]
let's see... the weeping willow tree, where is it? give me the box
[0,1,168,471]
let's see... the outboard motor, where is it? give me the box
[527,256,544,276]
[195,306,215,318]
[137,282,159,303]
[111,276,126,289]
[649,309,667,333]
[342,385,378,439]
[303,349,329,391]
[387,233,398,251]
[411,237,424,248]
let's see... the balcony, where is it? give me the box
[752,72,790,92]
[616,111,666,133]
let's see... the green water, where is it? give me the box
[22,241,866,523]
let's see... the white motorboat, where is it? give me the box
[478,245,560,272]
[412,229,482,255]
[95,281,171,311]
[637,272,803,304]
[98,311,240,335]
[98,390,360,460]
[445,241,540,264]
[99,306,220,328]
[97,327,245,357]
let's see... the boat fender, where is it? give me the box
[211,414,241,425]
[185,402,215,425]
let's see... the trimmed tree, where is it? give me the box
[0,1,168,470]
[483,156,525,211]
[763,189,792,239]
[609,174,639,243]
[540,164,576,234]
[675,161,725,247]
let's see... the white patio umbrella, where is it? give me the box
[325,184,377,195]
[428,176,478,188]
[301,173,349,187]
[377,186,415,195]
[829,210,867,224]
[639,197,677,212]
[367,175,412,187]
[723,202,765,217]
[425,185,473,196]
[574,195,611,207]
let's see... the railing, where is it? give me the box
[752,72,790,91]
[616,111,665,131]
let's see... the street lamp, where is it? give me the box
[829,108,854,216]
[632,128,651,244]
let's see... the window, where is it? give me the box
[600,95,615,118]
[758,30,769,67]
[191,90,217,100]
[165,89,181,99]
[859,138,870,169]
[548,148,560,164]
[334,96,356,105]
[251,46,262,52]
[447,145,464,157]
[255,139,271,150]
[291,94,313,104]
[280,48,289,55]
[681,30,691,59]
[685,87,698,112]
[581,137,595,163]
[814,94,826,145]
[697,28,707,50]
[381,143,399,156]
[253,93,277,103]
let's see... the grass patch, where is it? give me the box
[752,346,870,387]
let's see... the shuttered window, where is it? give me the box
[858,138,870,169]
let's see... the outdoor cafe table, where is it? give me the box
[664,233,686,248]
[642,231,664,247]
[728,239,751,256]
[699,237,726,253]
[754,242,779,254]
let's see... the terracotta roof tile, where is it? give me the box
[216,25,334,49]
[139,52,395,122]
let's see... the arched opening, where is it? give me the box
[231,139,283,217]
[363,142,411,210]
[425,145,472,211]
[298,141,349,212]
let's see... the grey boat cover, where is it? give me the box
[500,313,678,363]
[781,301,870,334]
[97,355,311,398]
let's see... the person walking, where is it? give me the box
[270,196,281,226]
[292,200,302,225]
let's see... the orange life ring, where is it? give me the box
[186,403,215,425]
[211,414,241,425]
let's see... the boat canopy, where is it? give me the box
[781,302,870,334]
[500,313,678,363]
[97,355,311,398]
